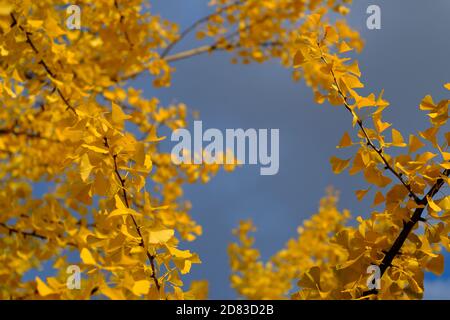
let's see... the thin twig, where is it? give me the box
[0,125,60,143]
[0,222,77,247]
[317,45,450,298]
[10,13,77,115]
[165,40,281,63]
[161,0,245,58]
[319,50,420,203]
[104,137,161,291]
[121,13,274,80]
[114,0,133,49]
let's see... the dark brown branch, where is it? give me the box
[319,51,421,203]
[0,222,47,240]
[363,168,450,297]
[317,46,450,298]
[0,222,77,247]
[0,125,60,143]
[104,137,160,291]
[10,13,77,115]
[114,0,133,49]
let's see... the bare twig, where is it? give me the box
[164,40,281,63]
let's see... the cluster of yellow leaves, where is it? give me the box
[229,190,350,299]
[198,0,359,81]
[0,0,359,300]
[230,9,449,299]
[0,0,233,300]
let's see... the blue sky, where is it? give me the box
[28,0,450,299]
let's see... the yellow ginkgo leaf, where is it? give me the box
[114,194,126,210]
[112,102,131,127]
[355,188,370,201]
[348,61,361,77]
[108,208,142,218]
[330,156,351,174]
[180,260,192,274]
[80,153,94,182]
[438,196,450,210]
[148,229,174,244]
[167,246,193,259]
[101,286,126,300]
[373,115,391,133]
[372,191,385,207]
[338,41,352,53]
[0,3,13,16]
[27,19,43,28]
[408,135,425,153]
[324,26,339,43]
[36,277,54,296]
[82,144,109,154]
[419,127,439,146]
[364,166,392,188]
[427,196,441,212]
[293,50,306,68]
[298,266,321,289]
[407,274,423,294]
[80,248,96,265]
[391,128,406,147]
[132,280,150,296]
[426,254,444,276]
[419,95,435,111]
[337,132,352,148]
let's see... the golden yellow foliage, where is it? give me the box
[231,9,449,300]
[0,0,358,300]
[229,190,350,299]
[0,0,447,301]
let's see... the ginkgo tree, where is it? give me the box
[0,0,447,300]
[230,9,449,299]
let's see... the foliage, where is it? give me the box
[0,0,448,300]
[230,9,449,300]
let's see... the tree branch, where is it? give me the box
[10,13,77,115]
[362,168,450,297]
[161,0,245,58]
[0,222,77,247]
[164,40,281,64]
[121,14,274,80]
[104,137,160,291]
[318,46,450,298]
[0,125,60,143]
[319,51,421,203]
[114,0,133,49]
